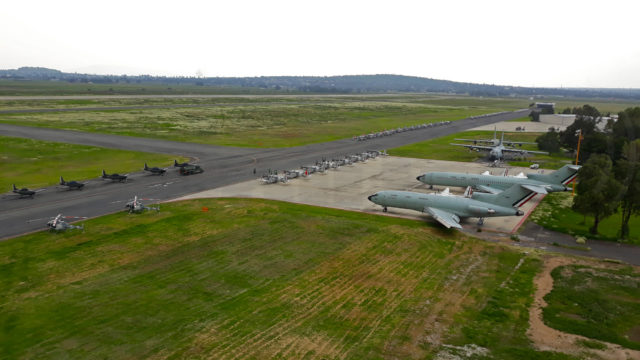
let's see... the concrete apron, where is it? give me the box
[178,157,545,233]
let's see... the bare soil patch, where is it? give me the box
[528,256,640,360]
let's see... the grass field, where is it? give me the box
[0,136,187,190]
[389,130,572,169]
[0,100,515,147]
[543,264,640,350]
[527,192,640,244]
[0,198,573,359]
[0,80,281,96]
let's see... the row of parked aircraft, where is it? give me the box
[6,160,201,199]
[368,164,580,229]
[353,121,452,141]
[260,150,388,184]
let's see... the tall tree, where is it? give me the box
[559,114,597,151]
[612,107,640,141]
[615,140,640,239]
[572,154,623,234]
[535,131,561,153]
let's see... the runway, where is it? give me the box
[0,109,530,239]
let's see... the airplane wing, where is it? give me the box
[423,207,462,229]
[476,185,502,194]
[504,141,537,146]
[450,143,495,151]
[501,148,549,155]
[453,138,494,144]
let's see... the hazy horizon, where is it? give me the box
[2,0,639,88]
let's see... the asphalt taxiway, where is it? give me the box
[0,109,529,239]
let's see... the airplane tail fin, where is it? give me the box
[527,164,581,186]
[144,163,148,170]
[102,169,106,177]
[60,176,65,185]
[174,159,178,166]
[472,184,539,208]
[12,184,17,191]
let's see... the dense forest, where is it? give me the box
[2,67,640,99]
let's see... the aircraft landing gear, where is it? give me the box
[383,206,388,213]
[429,185,433,190]
[477,218,484,226]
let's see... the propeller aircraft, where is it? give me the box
[59,176,85,190]
[451,132,548,161]
[7,184,45,199]
[101,170,128,182]
[144,163,167,175]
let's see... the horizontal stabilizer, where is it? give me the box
[521,184,548,194]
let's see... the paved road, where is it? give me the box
[0,109,530,239]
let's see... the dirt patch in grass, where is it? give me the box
[528,256,640,360]
[628,326,640,343]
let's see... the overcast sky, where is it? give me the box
[2,0,639,88]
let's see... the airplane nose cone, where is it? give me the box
[368,194,376,202]
[416,175,423,182]
[516,210,524,216]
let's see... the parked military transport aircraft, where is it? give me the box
[59,176,85,190]
[454,127,537,147]
[451,132,548,160]
[416,164,580,194]
[367,183,539,229]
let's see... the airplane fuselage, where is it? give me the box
[418,172,567,192]
[368,190,521,218]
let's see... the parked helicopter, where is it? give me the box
[46,214,86,232]
[143,163,167,176]
[7,184,45,199]
[101,170,128,182]
[59,176,85,190]
[125,196,160,213]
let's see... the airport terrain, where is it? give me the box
[0,109,528,240]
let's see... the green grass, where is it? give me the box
[389,130,572,169]
[0,99,515,147]
[528,192,640,244]
[0,80,281,96]
[0,198,570,359]
[0,136,187,190]
[543,264,640,350]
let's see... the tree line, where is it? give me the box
[538,105,640,239]
[2,67,640,99]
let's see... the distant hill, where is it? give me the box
[2,67,639,99]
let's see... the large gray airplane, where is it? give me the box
[454,126,537,147]
[367,183,538,229]
[451,132,548,161]
[416,164,580,195]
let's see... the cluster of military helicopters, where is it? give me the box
[260,150,388,184]
[368,163,580,229]
[8,159,202,232]
[353,121,452,141]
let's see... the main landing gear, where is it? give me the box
[383,206,388,213]
[477,218,484,226]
